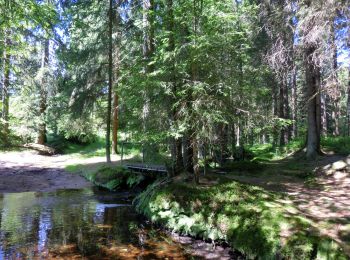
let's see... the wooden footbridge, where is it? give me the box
[120,141,168,175]
[125,163,168,175]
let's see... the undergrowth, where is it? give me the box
[321,136,350,155]
[134,180,347,259]
[66,164,146,191]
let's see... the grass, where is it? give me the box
[62,136,106,158]
[247,138,304,161]
[321,136,350,155]
[60,136,170,165]
[134,179,348,259]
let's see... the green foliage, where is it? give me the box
[321,137,350,155]
[82,166,145,191]
[134,180,347,259]
[248,139,304,161]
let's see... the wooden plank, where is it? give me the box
[125,163,167,174]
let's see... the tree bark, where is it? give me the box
[141,0,155,132]
[347,68,350,136]
[321,91,328,136]
[2,35,10,145]
[330,17,340,136]
[183,137,194,173]
[191,137,200,184]
[106,0,113,163]
[37,40,49,145]
[291,65,298,138]
[112,92,118,154]
[166,0,183,174]
[279,80,287,146]
[305,45,321,159]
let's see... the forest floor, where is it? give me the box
[213,153,350,255]
[1,149,349,256]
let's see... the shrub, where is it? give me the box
[90,166,146,191]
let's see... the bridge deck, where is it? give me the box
[125,163,167,174]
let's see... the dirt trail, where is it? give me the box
[0,150,95,193]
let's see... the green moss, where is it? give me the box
[134,180,348,259]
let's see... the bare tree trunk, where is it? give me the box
[106,0,113,163]
[37,40,49,145]
[305,45,321,159]
[112,92,118,154]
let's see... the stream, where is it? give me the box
[0,188,234,259]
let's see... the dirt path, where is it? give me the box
[0,150,94,193]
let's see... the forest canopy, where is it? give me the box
[0,0,349,175]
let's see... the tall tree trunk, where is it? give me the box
[330,17,340,136]
[291,65,298,138]
[2,36,10,145]
[347,68,350,136]
[305,45,321,159]
[106,0,113,163]
[37,40,49,145]
[183,137,194,173]
[112,92,118,154]
[279,80,288,146]
[142,0,155,133]
[191,137,200,184]
[167,0,183,174]
[272,80,279,146]
[189,0,201,184]
[321,91,328,136]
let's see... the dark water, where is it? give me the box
[0,188,198,259]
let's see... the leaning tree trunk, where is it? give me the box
[37,40,49,145]
[305,45,321,159]
[106,0,113,163]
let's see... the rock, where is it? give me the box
[332,161,347,171]
[333,171,348,180]
[346,157,350,165]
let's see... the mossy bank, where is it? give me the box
[134,178,348,259]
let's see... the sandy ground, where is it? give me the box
[0,150,117,193]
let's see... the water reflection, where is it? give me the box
[0,189,194,259]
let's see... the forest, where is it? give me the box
[0,0,350,259]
